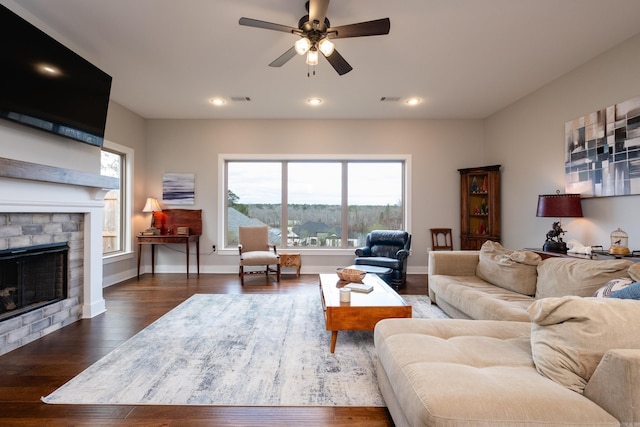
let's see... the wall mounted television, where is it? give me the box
[0,5,112,147]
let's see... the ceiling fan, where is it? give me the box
[239,0,390,76]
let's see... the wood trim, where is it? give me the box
[0,157,118,189]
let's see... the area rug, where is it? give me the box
[43,293,447,406]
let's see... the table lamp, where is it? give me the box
[142,197,162,233]
[536,191,583,253]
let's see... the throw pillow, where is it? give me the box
[535,258,634,299]
[528,296,640,393]
[476,241,541,295]
[592,277,634,297]
[610,281,640,300]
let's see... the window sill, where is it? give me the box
[219,248,357,256]
[103,250,135,264]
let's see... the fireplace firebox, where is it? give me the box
[0,242,68,322]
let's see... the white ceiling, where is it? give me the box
[6,0,640,120]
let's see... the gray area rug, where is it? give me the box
[43,293,447,406]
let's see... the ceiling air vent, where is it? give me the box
[380,97,401,102]
[230,96,251,102]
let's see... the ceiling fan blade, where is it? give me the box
[323,48,352,75]
[239,17,299,34]
[308,0,330,29]
[269,46,298,67]
[327,18,390,39]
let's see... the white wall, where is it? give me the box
[485,33,640,251]
[143,119,484,274]
[0,119,99,173]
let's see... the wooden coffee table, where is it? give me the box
[319,273,412,353]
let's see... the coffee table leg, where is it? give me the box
[330,331,338,353]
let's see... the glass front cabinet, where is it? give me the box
[459,165,501,250]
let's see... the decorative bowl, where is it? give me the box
[336,267,366,283]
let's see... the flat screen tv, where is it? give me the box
[0,5,112,147]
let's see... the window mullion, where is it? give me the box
[341,161,348,249]
[282,161,288,248]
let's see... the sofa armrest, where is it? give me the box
[584,349,640,425]
[428,250,480,276]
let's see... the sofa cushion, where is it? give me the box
[375,318,619,426]
[610,281,640,300]
[592,277,634,297]
[476,241,541,295]
[528,296,640,393]
[429,275,534,321]
[535,258,634,299]
[629,263,640,281]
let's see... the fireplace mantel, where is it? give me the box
[0,157,118,190]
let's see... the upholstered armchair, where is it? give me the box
[354,230,411,287]
[238,226,280,285]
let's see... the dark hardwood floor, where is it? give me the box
[0,272,428,426]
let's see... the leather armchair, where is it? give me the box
[354,230,411,287]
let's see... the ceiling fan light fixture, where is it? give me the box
[295,37,311,55]
[306,48,319,65]
[209,97,226,106]
[307,98,322,106]
[318,38,334,56]
[405,97,422,106]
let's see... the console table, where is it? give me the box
[526,248,640,262]
[137,209,202,278]
[137,234,200,278]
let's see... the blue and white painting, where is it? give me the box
[163,173,195,204]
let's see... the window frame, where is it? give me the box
[102,140,135,263]
[218,154,412,255]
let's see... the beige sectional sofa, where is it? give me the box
[427,243,635,321]
[374,242,640,426]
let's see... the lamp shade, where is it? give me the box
[536,193,582,218]
[295,37,311,55]
[306,49,319,65]
[318,38,335,56]
[142,197,162,213]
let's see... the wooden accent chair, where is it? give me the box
[430,228,453,251]
[238,226,280,285]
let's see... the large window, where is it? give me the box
[223,156,408,250]
[101,141,133,257]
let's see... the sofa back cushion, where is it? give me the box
[629,263,640,281]
[535,258,634,299]
[528,296,640,393]
[475,241,541,295]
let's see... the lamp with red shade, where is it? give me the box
[536,191,583,253]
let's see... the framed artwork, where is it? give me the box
[163,173,195,205]
[565,95,640,197]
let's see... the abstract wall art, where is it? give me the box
[162,173,195,205]
[565,95,640,197]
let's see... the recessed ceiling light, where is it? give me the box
[36,63,61,76]
[209,97,226,106]
[307,98,323,106]
[405,97,422,106]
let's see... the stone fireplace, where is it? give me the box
[0,157,118,355]
[0,241,70,322]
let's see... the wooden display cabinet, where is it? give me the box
[459,165,501,250]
